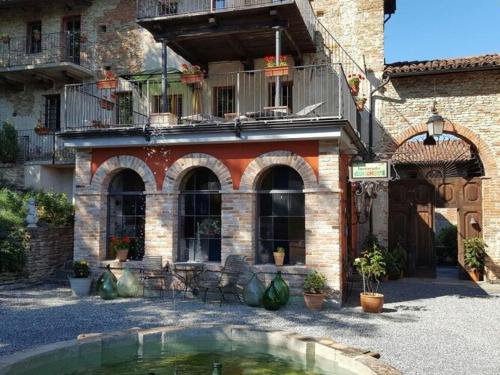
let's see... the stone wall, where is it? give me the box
[374,69,500,280]
[0,163,24,189]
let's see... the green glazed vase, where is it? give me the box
[243,273,265,307]
[97,266,118,300]
[273,271,290,306]
[117,268,141,298]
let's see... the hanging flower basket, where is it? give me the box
[99,98,114,111]
[348,73,364,96]
[181,73,204,84]
[355,96,367,111]
[264,55,289,77]
[96,70,118,89]
[35,127,52,135]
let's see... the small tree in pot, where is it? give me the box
[354,248,386,313]
[69,260,92,297]
[303,271,327,310]
[464,237,487,282]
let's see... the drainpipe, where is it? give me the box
[367,75,391,235]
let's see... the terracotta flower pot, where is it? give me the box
[96,79,118,89]
[273,252,285,266]
[349,82,360,96]
[181,73,203,84]
[467,268,483,282]
[265,66,289,77]
[35,127,52,135]
[360,292,384,313]
[304,293,326,310]
[115,249,128,262]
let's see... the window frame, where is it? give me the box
[44,94,61,131]
[212,85,235,118]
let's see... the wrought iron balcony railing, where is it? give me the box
[0,31,87,69]
[16,129,75,164]
[63,63,358,135]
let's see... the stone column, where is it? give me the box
[144,193,175,264]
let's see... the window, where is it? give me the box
[159,1,178,15]
[179,167,221,262]
[213,0,226,9]
[26,21,42,54]
[115,91,133,125]
[44,95,61,130]
[257,166,305,265]
[107,169,146,260]
[213,86,234,118]
[63,16,81,64]
[268,81,293,111]
[151,94,183,119]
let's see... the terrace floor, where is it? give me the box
[0,278,499,375]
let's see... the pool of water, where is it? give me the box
[3,327,362,375]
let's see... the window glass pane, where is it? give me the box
[195,194,209,215]
[272,193,288,216]
[288,218,305,240]
[183,194,195,215]
[259,217,273,240]
[209,194,221,215]
[183,217,195,238]
[273,217,289,240]
[259,193,272,216]
[258,240,274,264]
[289,193,305,216]
[208,239,221,262]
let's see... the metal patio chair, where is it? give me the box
[140,256,169,298]
[201,255,247,304]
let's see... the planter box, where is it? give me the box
[265,66,289,77]
[181,73,203,84]
[91,120,106,128]
[35,127,52,135]
[96,79,118,89]
[149,112,178,127]
[69,277,92,297]
[99,99,115,111]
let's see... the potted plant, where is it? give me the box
[180,64,204,84]
[68,260,92,297]
[354,247,386,313]
[464,237,487,282]
[34,117,52,135]
[96,70,118,89]
[110,236,131,262]
[355,96,367,111]
[303,271,327,310]
[264,55,289,77]
[273,246,285,266]
[347,73,364,96]
[386,243,407,280]
[0,32,10,44]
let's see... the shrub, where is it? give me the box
[28,191,74,226]
[0,188,26,233]
[0,122,19,163]
[354,249,386,294]
[0,229,28,273]
[73,260,90,278]
[303,271,327,294]
[464,237,487,270]
[437,225,458,261]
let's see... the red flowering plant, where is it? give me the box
[109,236,131,257]
[103,70,116,80]
[264,55,288,68]
[347,73,365,86]
[181,64,203,75]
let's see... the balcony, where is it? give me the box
[16,129,75,164]
[61,64,360,146]
[136,0,317,65]
[0,31,93,85]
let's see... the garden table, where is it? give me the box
[172,262,205,298]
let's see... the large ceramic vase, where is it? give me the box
[117,268,141,298]
[273,272,289,306]
[243,273,265,307]
[97,266,118,300]
[360,292,384,313]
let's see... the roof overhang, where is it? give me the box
[0,62,94,85]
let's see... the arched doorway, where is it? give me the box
[178,167,222,262]
[256,165,305,265]
[389,133,484,278]
[107,169,146,260]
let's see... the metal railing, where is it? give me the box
[16,129,74,163]
[63,63,357,134]
[0,31,87,69]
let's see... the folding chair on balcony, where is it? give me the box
[246,101,325,120]
[201,255,247,305]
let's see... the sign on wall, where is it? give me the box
[349,161,391,181]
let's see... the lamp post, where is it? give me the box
[423,101,444,145]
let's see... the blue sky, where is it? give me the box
[384,0,500,63]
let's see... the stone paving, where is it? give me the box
[0,277,499,375]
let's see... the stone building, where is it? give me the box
[0,0,498,302]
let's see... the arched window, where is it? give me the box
[257,166,305,265]
[107,169,145,260]
[179,167,221,262]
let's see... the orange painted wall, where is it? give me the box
[91,141,319,190]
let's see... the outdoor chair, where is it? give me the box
[140,256,169,298]
[201,255,247,304]
[245,101,325,120]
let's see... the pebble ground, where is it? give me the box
[0,278,499,375]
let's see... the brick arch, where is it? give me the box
[162,153,233,192]
[385,121,498,177]
[90,155,157,193]
[239,150,318,191]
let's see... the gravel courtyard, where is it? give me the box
[0,278,499,375]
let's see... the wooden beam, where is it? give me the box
[283,28,303,66]
[224,35,254,70]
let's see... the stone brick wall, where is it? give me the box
[0,163,24,189]
[374,69,500,280]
